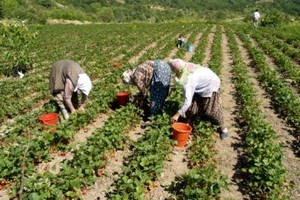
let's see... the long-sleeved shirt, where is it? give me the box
[253,11,260,20]
[64,77,88,110]
[178,67,220,116]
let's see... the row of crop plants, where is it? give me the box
[168,24,228,199]
[0,65,125,198]
[233,26,300,140]
[164,24,227,199]
[0,23,208,198]
[208,25,222,73]
[99,25,208,199]
[265,25,300,49]
[249,28,300,93]
[0,23,175,197]
[190,25,212,63]
[1,22,180,123]
[226,27,286,199]
[0,22,255,197]
[13,104,142,199]
[0,24,161,124]
[258,29,300,64]
[0,22,158,196]
[99,24,229,199]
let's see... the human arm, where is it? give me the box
[78,93,88,111]
[171,84,195,122]
[63,78,76,113]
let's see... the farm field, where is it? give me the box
[0,22,300,200]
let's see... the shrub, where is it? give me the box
[0,19,38,76]
[261,9,290,27]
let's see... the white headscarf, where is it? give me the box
[75,73,92,95]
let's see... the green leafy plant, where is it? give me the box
[0,19,38,76]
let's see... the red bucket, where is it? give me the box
[116,91,130,106]
[172,122,192,148]
[39,113,59,126]
[113,62,122,68]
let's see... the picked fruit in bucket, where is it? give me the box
[116,91,130,106]
[172,122,192,148]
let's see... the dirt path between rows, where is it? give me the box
[145,31,204,200]
[215,28,245,200]
[202,26,215,66]
[236,35,300,200]
[85,32,193,199]
[83,125,145,199]
[254,38,300,98]
[36,113,110,174]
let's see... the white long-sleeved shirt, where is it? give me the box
[178,67,220,116]
[253,11,260,20]
[63,77,88,110]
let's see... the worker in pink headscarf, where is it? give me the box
[168,58,228,140]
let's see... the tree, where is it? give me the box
[261,9,290,27]
[1,0,18,18]
[0,19,38,76]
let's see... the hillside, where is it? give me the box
[0,0,300,23]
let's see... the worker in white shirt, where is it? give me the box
[169,58,228,140]
[253,9,261,28]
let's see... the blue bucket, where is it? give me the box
[187,45,193,52]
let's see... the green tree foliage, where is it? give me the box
[1,0,18,18]
[261,9,291,27]
[35,0,54,8]
[0,19,38,76]
[0,0,299,23]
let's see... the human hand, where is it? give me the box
[78,104,85,112]
[171,113,180,124]
[70,108,76,114]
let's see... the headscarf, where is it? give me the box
[122,68,135,84]
[168,58,201,85]
[75,73,92,95]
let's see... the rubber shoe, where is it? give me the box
[220,131,228,140]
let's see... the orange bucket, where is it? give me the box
[116,91,129,106]
[113,62,122,67]
[172,122,192,147]
[39,113,59,133]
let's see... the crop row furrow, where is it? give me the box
[226,26,285,199]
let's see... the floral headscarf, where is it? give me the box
[122,61,154,84]
[168,59,201,85]
[122,68,135,84]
